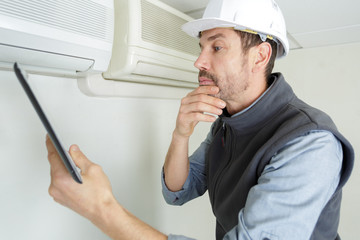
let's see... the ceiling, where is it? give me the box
[159,0,360,50]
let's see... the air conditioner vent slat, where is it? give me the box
[0,0,113,42]
[141,0,199,55]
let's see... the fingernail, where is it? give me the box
[71,145,79,152]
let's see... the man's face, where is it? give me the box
[195,28,252,102]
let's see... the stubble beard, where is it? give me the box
[198,69,249,101]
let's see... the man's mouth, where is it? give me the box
[199,76,215,86]
[198,70,217,86]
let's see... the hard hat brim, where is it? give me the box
[182,18,239,38]
[182,18,289,58]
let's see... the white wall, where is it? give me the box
[1,42,359,240]
[0,70,214,239]
[274,42,360,240]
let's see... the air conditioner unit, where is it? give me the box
[0,0,114,74]
[101,0,199,88]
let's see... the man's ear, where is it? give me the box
[252,42,272,73]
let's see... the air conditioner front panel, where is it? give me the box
[133,61,198,87]
[103,46,198,86]
[104,0,200,88]
[0,44,93,72]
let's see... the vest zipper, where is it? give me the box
[211,122,234,207]
[221,122,226,147]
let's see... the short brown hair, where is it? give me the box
[235,31,278,80]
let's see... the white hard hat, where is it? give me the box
[182,0,289,58]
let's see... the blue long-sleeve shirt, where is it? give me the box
[162,129,342,239]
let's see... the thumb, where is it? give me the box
[69,145,92,170]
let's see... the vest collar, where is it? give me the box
[220,73,295,133]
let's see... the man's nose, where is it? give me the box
[194,51,210,71]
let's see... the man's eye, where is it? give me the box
[214,46,222,51]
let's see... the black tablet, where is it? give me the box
[14,63,82,184]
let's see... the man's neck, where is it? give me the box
[225,78,268,116]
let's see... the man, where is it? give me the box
[47,0,354,239]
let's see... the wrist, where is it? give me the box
[91,197,168,240]
[90,193,119,228]
[172,129,190,142]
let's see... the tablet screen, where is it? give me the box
[13,63,82,184]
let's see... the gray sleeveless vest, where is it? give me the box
[206,73,354,240]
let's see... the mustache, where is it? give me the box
[198,70,219,84]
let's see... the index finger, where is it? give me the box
[184,86,226,109]
[187,85,219,97]
[45,134,67,172]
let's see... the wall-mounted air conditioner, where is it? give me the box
[0,0,114,74]
[102,0,199,89]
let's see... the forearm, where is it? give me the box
[163,131,190,192]
[91,197,167,240]
[164,86,224,192]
